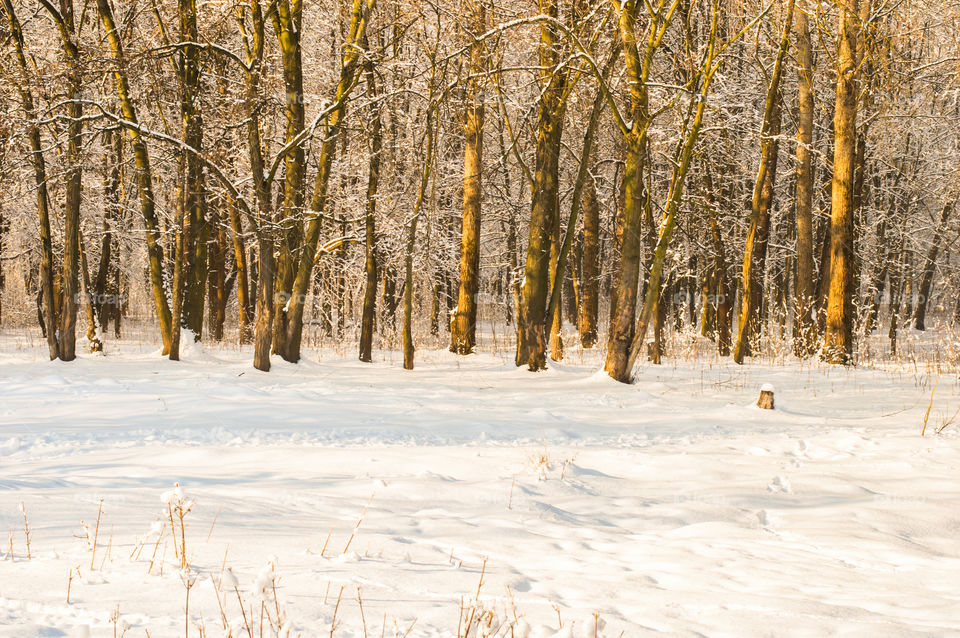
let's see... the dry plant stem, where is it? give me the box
[101,525,114,571]
[463,558,487,635]
[235,586,254,638]
[272,580,282,629]
[922,377,939,436]
[343,492,375,554]
[167,503,181,564]
[357,586,368,638]
[937,405,960,434]
[66,569,73,604]
[329,586,345,637]
[213,579,229,633]
[320,527,332,556]
[179,509,188,568]
[147,533,162,574]
[206,504,222,543]
[19,502,31,560]
[90,499,103,570]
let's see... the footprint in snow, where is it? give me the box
[767,475,793,494]
[757,509,781,530]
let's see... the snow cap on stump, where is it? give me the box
[757,384,775,410]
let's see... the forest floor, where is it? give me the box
[1,331,959,637]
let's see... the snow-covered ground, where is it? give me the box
[1,334,959,636]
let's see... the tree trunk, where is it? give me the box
[793,0,816,356]
[78,231,103,352]
[97,0,174,354]
[703,166,732,355]
[578,175,600,348]
[822,0,861,364]
[359,58,382,363]
[610,4,724,383]
[516,0,567,371]
[912,202,954,330]
[227,196,253,343]
[450,0,486,354]
[3,0,59,360]
[403,95,437,370]
[733,0,794,364]
[272,0,307,306]
[275,0,371,362]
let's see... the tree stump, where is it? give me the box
[757,384,775,410]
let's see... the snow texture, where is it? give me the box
[1,339,959,636]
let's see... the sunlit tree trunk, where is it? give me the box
[822,0,861,364]
[516,0,566,370]
[733,0,794,364]
[605,0,671,379]
[451,0,486,354]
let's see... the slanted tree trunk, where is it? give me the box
[734,0,794,364]
[275,0,372,363]
[3,0,59,360]
[239,0,277,372]
[97,0,174,354]
[546,44,619,357]
[912,202,954,330]
[604,0,664,379]
[610,3,726,383]
[822,0,861,364]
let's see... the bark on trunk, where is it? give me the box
[793,0,816,356]
[97,0,174,354]
[912,202,954,330]
[359,59,382,363]
[3,0,59,360]
[733,0,794,364]
[515,0,566,371]
[450,0,486,354]
[822,0,861,364]
[274,0,372,362]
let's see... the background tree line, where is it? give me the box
[0,0,957,382]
